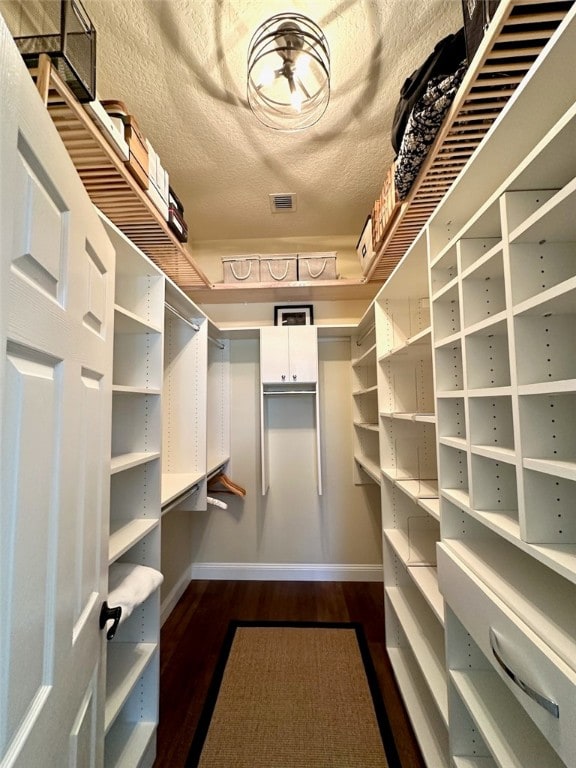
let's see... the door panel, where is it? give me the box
[1,16,114,767]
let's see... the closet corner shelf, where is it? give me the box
[365,2,570,285]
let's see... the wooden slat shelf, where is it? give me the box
[366,0,572,283]
[33,56,211,290]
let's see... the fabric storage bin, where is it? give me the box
[260,254,298,282]
[222,256,261,283]
[298,252,338,281]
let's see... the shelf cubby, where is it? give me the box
[379,352,434,415]
[519,392,575,463]
[438,444,469,499]
[432,282,461,342]
[111,393,161,460]
[514,288,576,386]
[509,241,576,307]
[382,477,439,565]
[501,188,560,235]
[386,637,450,767]
[448,681,494,766]
[522,469,576,545]
[377,297,431,352]
[380,418,437,483]
[468,396,514,453]
[430,242,458,295]
[434,341,464,393]
[461,249,506,329]
[113,325,162,390]
[464,320,510,390]
[437,397,466,441]
[509,176,576,244]
[457,237,501,274]
[470,454,518,522]
[386,585,448,726]
[383,534,443,624]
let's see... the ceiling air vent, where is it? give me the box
[269,193,297,213]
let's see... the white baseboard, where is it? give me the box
[160,571,192,626]
[188,563,383,582]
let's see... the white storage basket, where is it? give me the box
[298,252,338,281]
[260,254,298,282]
[222,255,261,283]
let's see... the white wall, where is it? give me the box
[186,336,383,580]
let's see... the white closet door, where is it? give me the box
[0,21,114,768]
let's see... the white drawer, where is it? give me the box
[438,543,576,766]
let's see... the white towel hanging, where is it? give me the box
[108,563,164,627]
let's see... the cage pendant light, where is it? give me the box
[247,12,330,131]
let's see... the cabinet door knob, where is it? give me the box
[293,374,297,380]
[100,601,122,640]
[281,374,286,381]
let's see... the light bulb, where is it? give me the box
[258,66,276,88]
[290,88,302,113]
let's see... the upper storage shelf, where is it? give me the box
[366,0,572,284]
[32,55,211,290]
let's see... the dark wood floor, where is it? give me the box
[153,580,425,768]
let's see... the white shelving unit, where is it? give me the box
[102,216,164,768]
[350,13,576,764]
[430,9,576,767]
[101,215,232,767]
[352,306,380,485]
[373,228,446,765]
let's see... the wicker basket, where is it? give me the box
[298,252,338,281]
[222,256,261,283]
[260,254,298,282]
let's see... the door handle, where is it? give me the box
[489,628,559,718]
[292,374,297,380]
[100,601,122,640]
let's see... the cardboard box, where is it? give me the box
[84,100,129,161]
[101,100,149,190]
[124,115,149,190]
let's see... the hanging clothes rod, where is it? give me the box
[356,323,375,346]
[165,302,200,332]
[208,335,225,350]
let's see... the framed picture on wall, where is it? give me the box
[274,305,314,326]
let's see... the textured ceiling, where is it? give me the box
[79,0,462,248]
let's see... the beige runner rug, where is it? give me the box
[185,621,400,768]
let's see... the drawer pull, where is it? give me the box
[489,628,560,718]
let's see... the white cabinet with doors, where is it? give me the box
[260,324,318,383]
[259,325,322,495]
